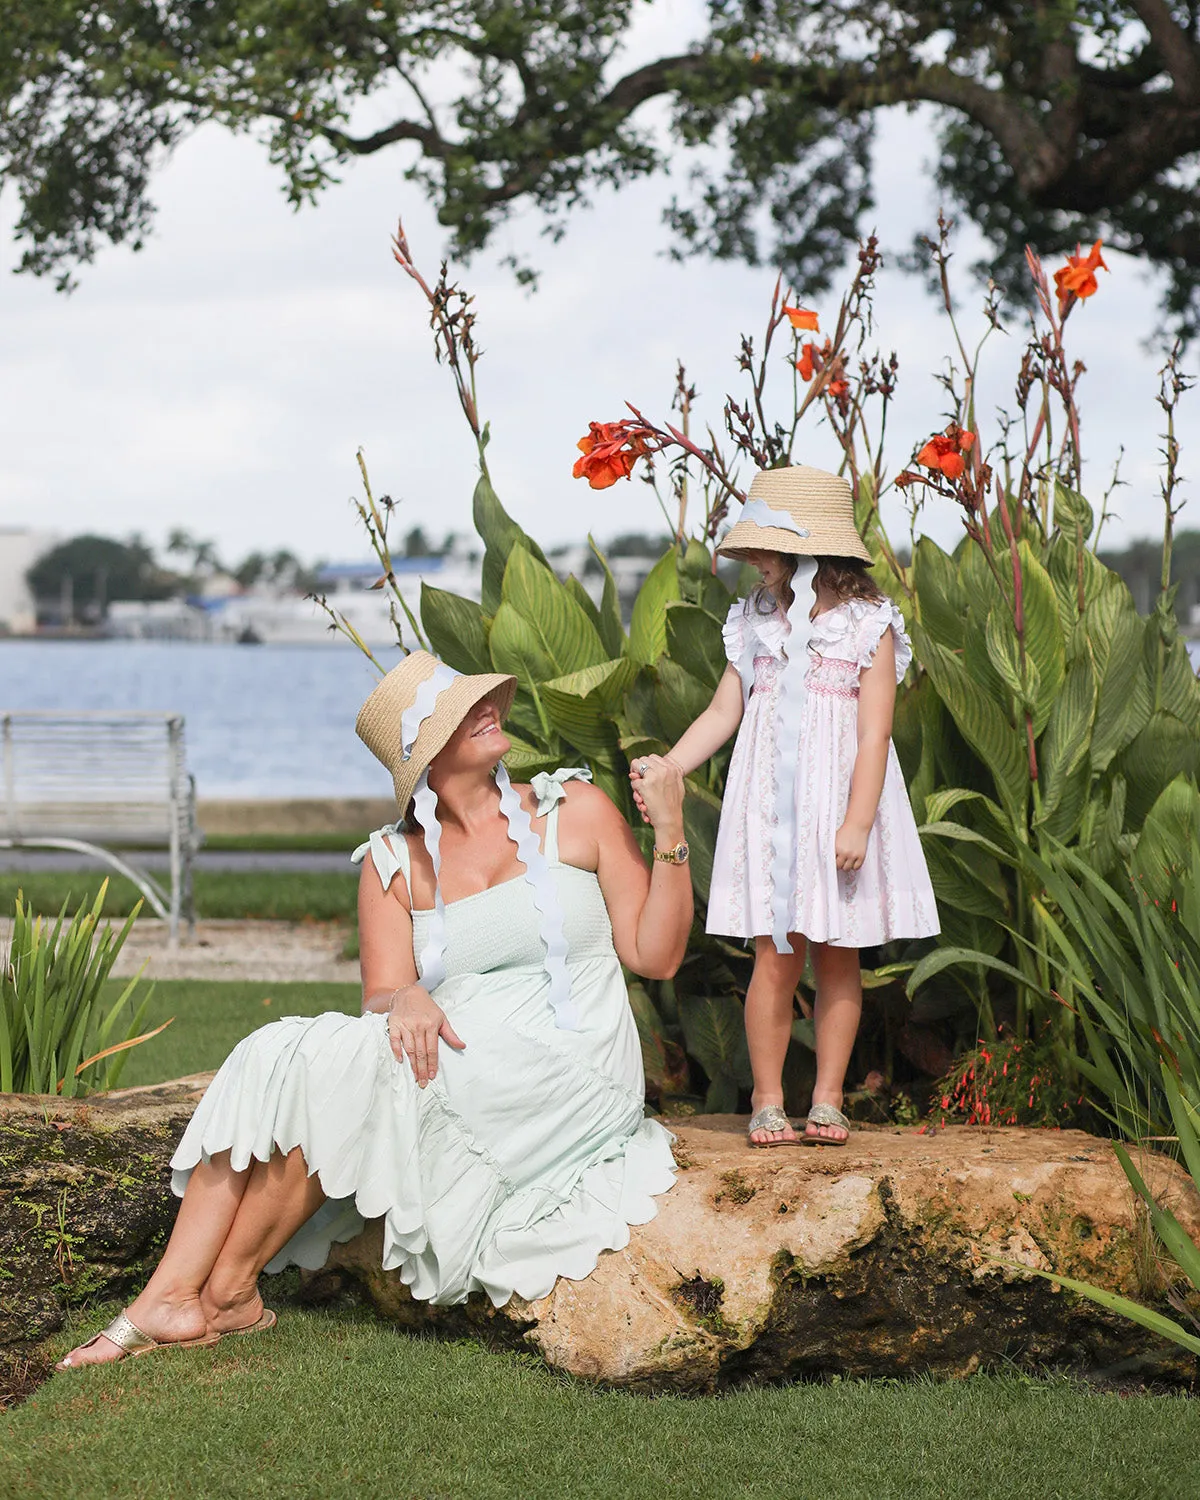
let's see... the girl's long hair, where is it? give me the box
[747,552,883,616]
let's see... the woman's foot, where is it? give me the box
[199,1273,266,1336]
[56,1291,211,1369]
[748,1094,799,1146]
[805,1092,850,1144]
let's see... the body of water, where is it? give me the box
[3,637,1199,800]
[0,640,398,799]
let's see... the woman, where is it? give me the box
[58,651,690,1368]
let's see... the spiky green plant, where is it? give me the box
[0,882,170,1097]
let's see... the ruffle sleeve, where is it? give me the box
[855,599,912,682]
[721,600,747,667]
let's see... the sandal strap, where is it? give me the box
[100,1310,157,1354]
[806,1103,851,1132]
[748,1105,792,1134]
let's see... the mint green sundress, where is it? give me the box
[170,769,677,1308]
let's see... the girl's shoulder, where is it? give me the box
[811,596,912,681]
[722,595,786,664]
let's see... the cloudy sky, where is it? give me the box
[0,4,1193,571]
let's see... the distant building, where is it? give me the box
[0,528,56,634]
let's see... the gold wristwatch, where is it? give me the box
[653,839,690,865]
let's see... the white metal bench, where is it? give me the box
[0,711,200,942]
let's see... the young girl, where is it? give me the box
[632,465,938,1146]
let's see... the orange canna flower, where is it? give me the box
[1053,240,1108,313]
[795,342,817,381]
[572,420,653,489]
[783,305,819,332]
[916,425,975,481]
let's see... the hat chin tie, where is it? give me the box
[768,557,840,952]
[399,666,576,1029]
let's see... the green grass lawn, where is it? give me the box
[112,980,361,1087]
[0,870,360,922]
[4,1311,1195,1500]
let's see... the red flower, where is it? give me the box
[572,420,654,489]
[783,305,820,332]
[916,425,976,482]
[1053,240,1108,314]
[795,342,817,381]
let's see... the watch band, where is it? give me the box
[653,840,690,865]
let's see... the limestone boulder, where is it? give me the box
[3,1081,1198,1398]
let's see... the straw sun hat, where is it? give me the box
[717,465,871,563]
[356,650,517,810]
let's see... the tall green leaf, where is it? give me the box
[420,584,492,674]
[501,546,608,677]
[913,627,1029,827]
[665,602,726,690]
[540,659,636,757]
[912,536,968,651]
[629,549,681,667]
[679,992,752,1092]
[587,537,627,658]
[473,473,548,614]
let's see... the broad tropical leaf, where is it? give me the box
[501,546,608,678]
[679,992,752,1091]
[541,659,637,758]
[473,473,548,614]
[665,602,726,690]
[629,549,681,666]
[421,584,491,674]
[588,536,627,658]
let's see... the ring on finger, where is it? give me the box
[637,759,650,775]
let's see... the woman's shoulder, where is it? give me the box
[350,821,411,895]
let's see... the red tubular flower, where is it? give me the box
[783,305,820,332]
[795,342,817,381]
[572,420,654,489]
[1053,240,1108,314]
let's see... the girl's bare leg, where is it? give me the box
[58,1152,252,1367]
[806,942,863,1143]
[200,1146,326,1332]
[745,934,807,1143]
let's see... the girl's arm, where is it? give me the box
[835,628,896,871]
[665,664,745,775]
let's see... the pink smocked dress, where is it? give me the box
[706,595,939,948]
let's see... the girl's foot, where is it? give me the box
[56,1291,210,1369]
[748,1094,799,1146]
[805,1093,850,1144]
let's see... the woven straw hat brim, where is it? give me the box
[717,465,871,564]
[356,655,517,810]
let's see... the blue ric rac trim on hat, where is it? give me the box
[399,662,461,761]
[769,558,819,954]
[738,498,811,538]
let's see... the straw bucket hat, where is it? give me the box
[356,651,517,810]
[717,465,871,563]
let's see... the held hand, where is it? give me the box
[633,754,685,835]
[835,820,870,872]
[385,984,466,1088]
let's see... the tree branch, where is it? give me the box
[1127,0,1200,102]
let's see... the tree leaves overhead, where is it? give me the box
[4,2,1200,330]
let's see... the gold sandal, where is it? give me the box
[747,1104,802,1148]
[55,1309,220,1370]
[804,1102,851,1146]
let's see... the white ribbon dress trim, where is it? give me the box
[769,558,821,954]
[737,498,811,538]
[495,762,578,1030]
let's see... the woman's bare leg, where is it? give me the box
[745,934,807,1143]
[806,942,863,1143]
[200,1146,326,1332]
[58,1152,252,1367]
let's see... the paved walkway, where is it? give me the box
[0,917,361,985]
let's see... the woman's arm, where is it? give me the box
[835,628,897,872]
[559,770,693,979]
[357,848,464,1086]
